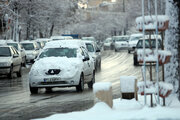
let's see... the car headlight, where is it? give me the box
[0,62,11,67]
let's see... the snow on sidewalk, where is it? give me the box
[34,94,180,120]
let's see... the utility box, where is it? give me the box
[93,82,113,108]
[120,76,138,100]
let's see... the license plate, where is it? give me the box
[44,78,61,82]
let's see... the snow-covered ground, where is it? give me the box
[35,94,180,120]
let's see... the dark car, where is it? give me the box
[133,37,162,66]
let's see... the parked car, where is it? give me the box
[20,41,40,63]
[103,37,113,50]
[82,37,96,42]
[0,45,22,78]
[83,40,101,71]
[133,35,162,66]
[113,35,129,52]
[29,40,95,94]
[6,41,26,67]
[128,33,143,53]
[35,38,51,45]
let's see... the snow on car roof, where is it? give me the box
[44,40,85,49]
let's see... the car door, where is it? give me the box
[81,47,93,82]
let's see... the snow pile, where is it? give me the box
[35,96,180,120]
[137,81,154,94]
[30,57,82,78]
[93,82,112,94]
[120,76,137,92]
[137,49,171,63]
[136,15,169,31]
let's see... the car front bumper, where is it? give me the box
[29,75,80,88]
[0,66,11,75]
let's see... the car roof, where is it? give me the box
[44,40,86,49]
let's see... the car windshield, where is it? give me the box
[114,37,129,42]
[7,43,18,50]
[136,39,162,48]
[105,38,112,43]
[37,42,42,48]
[39,48,77,58]
[86,43,94,52]
[21,43,35,50]
[0,47,11,57]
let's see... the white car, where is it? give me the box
[6,41,26,67]
[128,33,143,53]
[20,41,40,63]
[103,38,113,50]
[113,36,129,52]
[29,40,95,94]
[0,45,22,78]
[83,40,101,71]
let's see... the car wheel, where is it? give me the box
[46,87,52,93]
[17,65,22,77]
[88,72,95,89]
[23,57,26,67]
[133,56,139,66]
[8,65,13,79]
[29,85,38,94]
[128,50,130,53]
[76,74,84,92]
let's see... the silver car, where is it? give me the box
[83,41,101,71]
[7,41,26,67]
[20,41,40,63]
[0,45,22,78]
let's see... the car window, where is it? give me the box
[21,43,35,50]
[86,43,94,52]
[7,43,18,50]
[114,37,129,42]
[130,36,142,41]
[136,39,162,48]
[0,47,11,57]
[39,48,77,58]
[81,47,89,58]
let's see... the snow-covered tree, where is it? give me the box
[165,0,180,100]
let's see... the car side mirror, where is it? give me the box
[13,54,19,58]
[83,56,89,62]
[96,49,101,52]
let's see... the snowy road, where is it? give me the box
[0,50,161,120]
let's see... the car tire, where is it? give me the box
[46,87,52,93]
[29,85,38,94]
[128,50,130,53]
[17,65,22,77]
[8,65,13,79]
[88,72,95,89]
[76,74,84,92]
[133,56,139,66]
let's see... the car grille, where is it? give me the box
[45,69,61,75]
[39,81,67,85]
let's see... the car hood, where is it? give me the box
[30,57,83,78]
[0,57,12,63]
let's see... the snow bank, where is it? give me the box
[93,82,112,94]
[120,76,137,92]
[35,96,180,120]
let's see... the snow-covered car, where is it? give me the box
[82,37,96,42]
[113,36,129,52]
[20,41,40,63]
[133,36,162,66]
[103,37,113,50]
[128,33,143,53]
[83,40,101,71]
[0,45,22,78]
[29,40,95,94]
[6,41,26,67]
